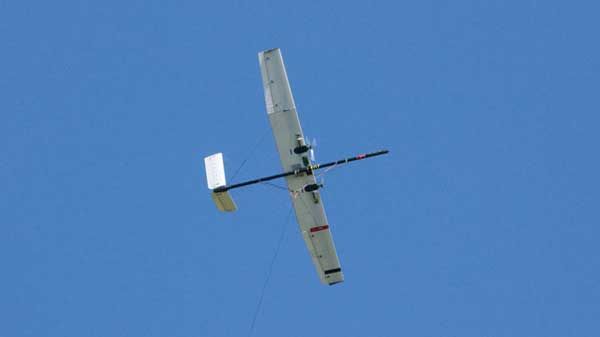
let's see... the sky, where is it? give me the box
[1,1,599,336]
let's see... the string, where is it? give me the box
[247,205,294,337]
[230,127,271,183]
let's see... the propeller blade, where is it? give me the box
[308,137,317,161]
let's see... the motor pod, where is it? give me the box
[303,183,322,193]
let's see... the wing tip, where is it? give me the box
[322,268,344,286]
[260,47,280,55]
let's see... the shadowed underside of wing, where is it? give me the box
[258,48,344,285]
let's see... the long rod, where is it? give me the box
[214,149,389,193]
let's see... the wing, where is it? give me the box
[258,48,344,285]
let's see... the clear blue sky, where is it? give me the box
[2,1,599,336]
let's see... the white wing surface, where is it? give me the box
[258,48,343,285]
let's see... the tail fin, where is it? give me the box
[204,153,237,212]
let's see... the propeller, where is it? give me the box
[308,137,317,162]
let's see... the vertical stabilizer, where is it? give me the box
[204,153,227,190]
[204,153,237,212]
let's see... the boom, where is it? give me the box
[214,149,389,193]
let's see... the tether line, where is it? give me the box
[259,181,290,192]
[247,205,293,337]
[230,126,272,183]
